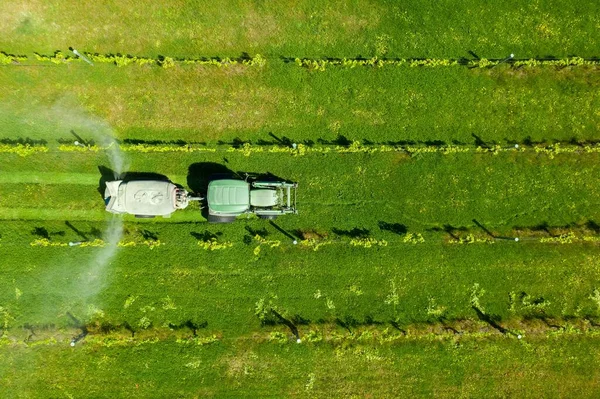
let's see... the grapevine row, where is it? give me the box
[24,230,600,251]
[2,49,598,70]
[293,56,600,70]
[2,298,600,349]
[4,141,600,158]
[32,50,266,68]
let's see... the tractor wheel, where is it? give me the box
[208,214,237,223]
[259,215,278,220]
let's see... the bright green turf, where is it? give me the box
[1,1,600,396]
[1,150,600,332]
[1,0,599,57]
[1,336,600,398]
[0,63,599,145]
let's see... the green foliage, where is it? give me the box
[197,238,233,250]
[349,237,388,248]
[2,1,600,396]
[0,144,48,157]
[268,331,288,343]
[403,233,425,244]
[34,51,75,64]
[0,51,27,64]
[449,234,495,244]
[295,56,599,71]
[30,51,268,68]
[160,56,175,69]
[470,283,486,312]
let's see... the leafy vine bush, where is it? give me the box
[253,234,281,257]
[539,232,578,244]
[403,233,425,244]
[30,238,67,247]
[253,234,281,248]
[48,140,600,158]
[32,50,267,68]
[159,56,176,69]
[197,238,233,250]
[349,237,388,248]
[0,51,27,64]
[32,238,105,248]
[295,57,459,71]
[295,56,600,71]
[118,239,164,249]
[513,57,595,68]
[176,334,219,346]
[299,238,333,251]
[18,220,600,251]
[31,238,163,249]
[269,331,289,343]
[0,144,48,157]
[58,144,102,152]
[120,144,216,153]
[448,234,495,244]
[34,51,76,64]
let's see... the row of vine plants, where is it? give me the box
[293,56,600,71]
[2,315,600,350]
[4,141,600,158]
[24,229,600,251]
[0,50,266,68]
[2,50,598,70]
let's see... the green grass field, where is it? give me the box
[1,1,600,397]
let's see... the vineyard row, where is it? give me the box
[1,50,599,70]
[2,141,600,158]
[19,230,600,251]
[2,296,600,348]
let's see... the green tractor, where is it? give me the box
[206,178,298,223]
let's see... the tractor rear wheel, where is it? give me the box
[208,214,237,223]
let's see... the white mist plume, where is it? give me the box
[81,216,123,298]
[43,96,129,176]
[38,97,128,320]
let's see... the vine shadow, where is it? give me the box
[167,320,208,337]
[0,137,47,145]
[378,222,407,235]
[244,226,269,244]
[332,227,370,238]
[191,230,222,241]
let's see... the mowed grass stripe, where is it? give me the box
[1,336,599,398]
[0,172,99,185]
[1,0,599,57]
[0,172,189,185]
[1,151,599,229]
[1,63,598,145]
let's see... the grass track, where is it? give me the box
[1,63,599,145]
[1,151,599,229]
[2,1,600,396]
[1,333,600,397]
[1,0,599,57]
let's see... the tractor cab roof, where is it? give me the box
[207,179,250,214]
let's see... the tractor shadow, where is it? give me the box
[187,162,235,195]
